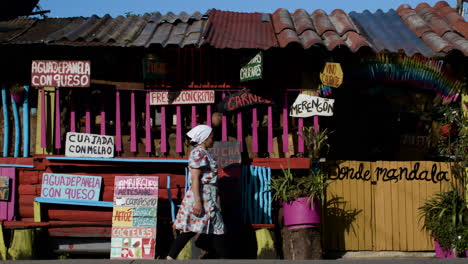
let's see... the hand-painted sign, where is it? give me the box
[219,90,271,112]
[320,62,343,88]
[209,141,241,168]
[142,56,168,79]
[111,176,159,260]
[290,93,334,117]
[65,132,114,158]
[150,90,215,105]
[240,52,262,82]
[31,60,91,87]
[40,173,102,201]
[0,177,9,201]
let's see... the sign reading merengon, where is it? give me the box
[31,60,91,87]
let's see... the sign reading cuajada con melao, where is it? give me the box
[65,132,115,158]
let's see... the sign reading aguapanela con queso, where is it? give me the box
[240,52,262,82]
[65,132,115,158]
[150,90,215,105]
[111,176,159,260]
[31,60,91,87]
[40,173,102,201]
[290,93,335,118]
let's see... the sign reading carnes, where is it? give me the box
[31,60,91,87]
[65,132,114,158]
[150,90,215,105]
[290,93,334,117]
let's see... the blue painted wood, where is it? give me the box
[184,167,191,194]
[46,157,188,163]
[0,164,34,168]
[23,85,30,157]
[2,85,9,157]
[266,167,272,224]
[241,165,247,224]
[251,165,259,224]
[257,166,264,224]
[10,95,20,157]
[34,197,113,207]
[167,176,176,222]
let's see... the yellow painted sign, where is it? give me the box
[112,207,133,227]
[320,62,343,88]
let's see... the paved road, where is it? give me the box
[1,259,468,264]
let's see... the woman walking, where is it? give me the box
[167,125,226,259]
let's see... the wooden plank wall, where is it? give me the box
[324,161,454,251]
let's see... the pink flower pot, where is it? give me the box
[282,197,321,230]
[434,239,455,258]
[11,90,24,103]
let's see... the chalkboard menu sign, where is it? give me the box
[209,141,241,168]
[111,176,159,260]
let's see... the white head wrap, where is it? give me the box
[186,125,213,145]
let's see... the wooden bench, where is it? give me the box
[33,197,113,222]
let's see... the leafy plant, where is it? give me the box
[267,163,330,206]
[419,189,468,253]
[301,127,332,160]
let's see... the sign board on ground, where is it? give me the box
[111,176,159,260]
[65,132,115,158]
[142,57,168,79]
[209,141,241,168]
[150,90,215,105]
[240,52,262,82]
[31,60,91,87]
[290,93,335,118]
[320,62,343,88]
[40,173,103,201]
[0,176,9,201]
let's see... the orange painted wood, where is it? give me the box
[48,227,112,237]
[18,170,40,185]
[47,209,113,222]
[18,185,40,195]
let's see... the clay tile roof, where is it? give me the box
[396,1,468,56]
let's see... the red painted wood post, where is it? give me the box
[145,91,151,153]
[267,106,273,153]
[115,90,122,152]
[191,105,197,128]
[70,96,76,132]
[206,105,212,126]
[100,99,106,135]
[222,92,227,141]
[237,112,243,152]
[160,106,167,153]
[252,108,258,153]
[55,88,61,150]
[40,88,46,148]
[0,168,16,221]
[282,93,288,153]
[130,91,137,152]
[298,117,304,153]
[176,106,182,153]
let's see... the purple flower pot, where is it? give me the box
[282,197,321,230]
[11,90,24,103]
[434,239,455,258]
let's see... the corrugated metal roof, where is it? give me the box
[203,9,278,49]
[270,8,371,51]
[397,1,468,56]
[0,18,37,44]
[349,9,436,57]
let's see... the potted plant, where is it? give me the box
[301,126,332,161]
[9,84,25,103]
[419,189,468,258]
[268,164,330,230]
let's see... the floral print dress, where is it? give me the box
[173,146,225,234]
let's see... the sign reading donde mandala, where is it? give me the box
[31,60,91,87]
[150,90,215,105]
[320,62,343,88]
[111,176,159,260]
[240,52,262,82]
[40,173,102,201]
[290,93,334,117]
[65,132,115,158]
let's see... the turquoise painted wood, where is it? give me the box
[46,157,188,163]
[10,94,20,157]
[23,85,30,157]
[167,176,176,222]
[1,85,9,157]
[242,165,272,224]
[34,197,113,207]
[0,164,34,168]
